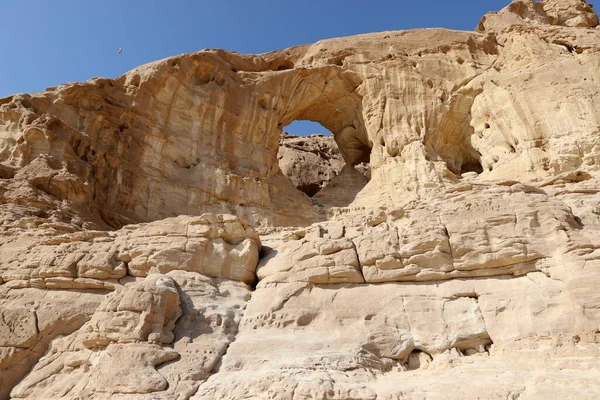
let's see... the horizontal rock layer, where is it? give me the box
[2,0,600,399]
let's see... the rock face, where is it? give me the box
[2,0,600,398]
[278,132,345,197]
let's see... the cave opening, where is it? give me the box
[459,159,484,175]
[277,120,344,198]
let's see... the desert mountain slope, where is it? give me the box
[2,0,600,398]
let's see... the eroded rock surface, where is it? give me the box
[10,274,182,398]
[2,0,600,398]
[278,133,345,197]
[0,213,260,288]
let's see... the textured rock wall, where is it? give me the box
[4,0,597,227]
[2,0,600,398]
[278,132,345,197]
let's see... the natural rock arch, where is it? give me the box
[4,2,600,398]
[277,120,344,198]
[3,6,598,230]
[266,65,371,168]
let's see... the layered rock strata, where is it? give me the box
[1,0,600,398]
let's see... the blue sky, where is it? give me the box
[2,0,590,135]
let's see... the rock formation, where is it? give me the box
[278,132,345,197]
[2,0,600,398]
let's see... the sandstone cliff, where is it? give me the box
[278,132,345,197]
[2,0,600,398]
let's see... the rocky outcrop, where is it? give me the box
[2,0,600,398]
[477,0,599,32]
[0,213,260,398]
[8,272,251,399]
[10,275,182,398]
[0,214,260,289]
[259,182,580,285]
[0,287,106,399]
[278,133,345,197]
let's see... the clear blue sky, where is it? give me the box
[3,0,591,135]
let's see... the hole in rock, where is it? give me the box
[460,160,484,175]
[328,55,346,66]
[553,40,575,53]
[193,63,215,86]
[406,349,433,370]
[285,120,329,137]
[278,121,344,198]
[296,313,316,326]
[268,58,294,71]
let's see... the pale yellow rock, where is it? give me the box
[257,235,364,285]
[0,214,261,287]
[2,0,600,399]
[10,274,182,399]
[278,132,345,197]
[81,274,181,348]
[193,271,600,399]
[477,0,599,32]
[160,270,252,396]
[0,287,106,400]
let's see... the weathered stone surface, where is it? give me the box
[194,275,600,399]
[259,183,582,285]
[278,132,345,197]
[258,235,364,285]
[0,213,260,399]
[10,275,182,399]
[0,213,260,287]
[160,270,252,397]
[2,0,600,398]
[477,0,599,32]
[0,288,107,400]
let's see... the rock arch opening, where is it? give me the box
[260,65,374,218]
[260,65,373,223]
[276,118,372,210]
[284,120,332,137]
[277,121,344,198]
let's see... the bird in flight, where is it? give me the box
[118,48,123,54]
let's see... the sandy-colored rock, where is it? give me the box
[10,274,182,399]
[258,235,364,285]
[0,288,107,399]
[0,213,260,399]
[478,0,599,32]
[278,133,345,197]
[0,213,261,287]
[2,0,600,398]
[258,183,582,285]
[193,274,600,399]
[159,270,252,397]
[8,272,253,400]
